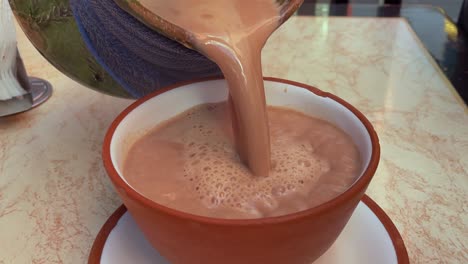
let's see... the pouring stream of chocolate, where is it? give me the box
[137,0,282,176]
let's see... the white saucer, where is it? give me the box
[89,195,409,264]
[0,77,52,117]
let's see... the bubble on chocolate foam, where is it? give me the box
[181,115,331,215]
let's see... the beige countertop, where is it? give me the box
[1,17,467,263]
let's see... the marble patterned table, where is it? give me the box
[1,17,467,263]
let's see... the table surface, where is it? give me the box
[1,15,467,264]
[299,3,468,104]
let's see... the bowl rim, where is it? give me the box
[102,77,381,226]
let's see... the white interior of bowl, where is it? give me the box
[110,79,372,187]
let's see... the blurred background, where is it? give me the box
[305,0,464,22]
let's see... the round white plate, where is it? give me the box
[89,195,408,264]
[0,77,52,117]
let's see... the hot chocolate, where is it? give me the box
[122,0,362,219]
[123,103,361,219]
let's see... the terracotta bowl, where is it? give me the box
[103,77,380,264]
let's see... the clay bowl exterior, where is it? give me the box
[103,77,380,264]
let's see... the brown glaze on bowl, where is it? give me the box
[102,77,380,264]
